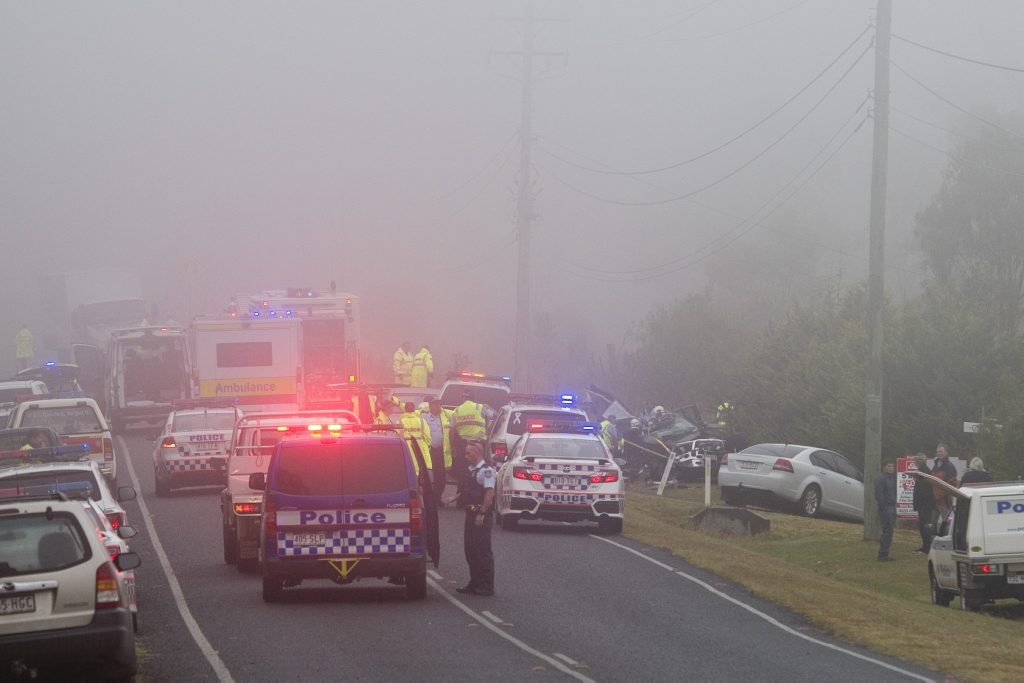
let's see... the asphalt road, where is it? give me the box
[116,434,943,682]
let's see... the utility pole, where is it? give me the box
[493,1,566,393]
[863,0,891,541]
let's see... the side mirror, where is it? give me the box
[115,552,142,571]
[117,485,137,503]
[248,472,266,491]
[117,525,138,540]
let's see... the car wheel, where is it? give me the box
[154,469,170,497]
[499,513,518,531]
[406,573,427,600]
[799,485,822,517]
[929,567,952,607]
[222,525,238,564]
[960,588,982,612]
[598,517,623,535]
[262,575,283,603]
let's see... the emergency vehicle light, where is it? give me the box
[513,466,543,482]
[45,361,56,367]
[161,437,176,449]
[590,470,619,484]
[234,502,261,515]
[560,394,576,406]
[276,426,290,432]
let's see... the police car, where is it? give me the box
[152,400,242,496]
[219,409,358,572]
[494,422,624,534]
[438,371,511,412]
[247,424,428,602]
[486,394,589,464]
[7,397,118,481]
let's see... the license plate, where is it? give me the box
[550,476,578,486]
[291,533,326,547]
[0,594,36,616]
[739,461,760,470]
[1008,574,1024,584]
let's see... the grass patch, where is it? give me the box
[624,483,1024,682]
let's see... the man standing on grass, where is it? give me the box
[874,457,898,561]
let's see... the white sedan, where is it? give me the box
[718,443,864,521]
[153,403,241,496]
[495,425,624,534]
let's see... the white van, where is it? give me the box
[922,473,1024,611]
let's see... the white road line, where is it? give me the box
[427,577,594,683]
[553,653,582,667]
[119,436,235,683]
[427,569,443,580]
[591,534,934,683]
[481,610,503,624]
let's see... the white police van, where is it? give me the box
[922,473,1024,611]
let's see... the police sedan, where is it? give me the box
[494,423,624,534]
[153,401,241,496]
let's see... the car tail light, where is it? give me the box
[106,512,124,530]
[95,561,124,609]
[590,470,619,484]
[772,459,794,473]
[410,493,422,533]
[263,498,277,540]
[161,437,177,448]
[103,437,114,462]
[234,502,261,515]
[513,466,543,482]
[491,443,508,459]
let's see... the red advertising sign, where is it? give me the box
[897,456,919,519]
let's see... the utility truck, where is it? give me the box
[105,325,192,432]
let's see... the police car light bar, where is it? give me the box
[450,371,512,384]
[509,393,578,407]
[527,421,598,433]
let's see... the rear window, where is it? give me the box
[19,406,103,434]
[523,436,608,460]
[0,470,102,502]
[440,385,509,411]
[506,410,586,436]
[0,512,90,576]
[0,388,27,402]
[739,444,805,459]
[274,442,409,496]
[173,412,237,431]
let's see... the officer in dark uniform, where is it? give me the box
[445,441,495,596]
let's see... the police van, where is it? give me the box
[923,473,1024,611]
[247,424,427,601]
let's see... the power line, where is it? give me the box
[892,33,1024,73]
[889,59,1024,141]
[550,106,870,282]
[542,43,870,208]
[549,24,871,177]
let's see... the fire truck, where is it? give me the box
[188,288,360,411]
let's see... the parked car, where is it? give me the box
[0,493,141,680]
[153,400,242,496]
[78,498,140,632]
[486,396,589,464]
[7,397,118,481]
[0,380,48,425]
[718,443,864,521]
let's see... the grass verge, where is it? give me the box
[624,484,1024,682]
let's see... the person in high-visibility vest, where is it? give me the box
[600,414,620,457]
[409,345,433,388]
[15,324,34,371]
[451,390,494,498]
[420,399,451,499]
[393,342,413,385]
[397,401,439,568]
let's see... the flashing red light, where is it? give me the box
[979,564,994,574]
[528,423,546,430]
[491,443,508,458]
[513,466,543,482]
[276,426,290,432]
[105,512,124,531]
[772,458,794,473]
[234,502,261,515]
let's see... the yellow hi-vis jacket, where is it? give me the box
[439,408,454,468]
[398,410,432,474]
[453,400,486,440]
[15,328,34,360]
[409,347,433,388]
[393,347,413,385]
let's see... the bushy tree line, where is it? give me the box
[611,121,1024,479]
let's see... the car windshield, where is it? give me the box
[0,513,89,577]
[505,410,586,436]
[0,470,102,501]
[174,412,237,431]
[739,444,806,459]
[651,414,698,437]
[274,441,408,496]
[524,437,607,460]
[19,406,103,434]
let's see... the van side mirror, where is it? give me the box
[117,525,138,540]
[115,552,141,571]
[117,486,137,503]
[248,472,266,490]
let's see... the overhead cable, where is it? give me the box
[542,43,870,208]
[552,24,870,177]
[889,59,1024,141]
[892,34,1024,73]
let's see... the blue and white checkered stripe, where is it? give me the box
[277,528,410,557]
[536,463,598,473]
[164,459,212,472]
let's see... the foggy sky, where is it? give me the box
[3,1,1022,384]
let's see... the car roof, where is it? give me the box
[17,397,102,409]
[524,431,603,442]
[172,407,238,418]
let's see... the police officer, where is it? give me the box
[15,324,34,371]
[445,441,494,596]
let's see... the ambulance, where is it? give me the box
[189,288,360,411]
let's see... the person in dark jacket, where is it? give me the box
[911,453,933,553]
[874,457,898,561]
[960,457,994,486]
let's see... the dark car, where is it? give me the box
[249,425,427,602]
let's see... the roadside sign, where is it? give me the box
[897,456,919,520]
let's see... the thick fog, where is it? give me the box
[3,1,1022,384]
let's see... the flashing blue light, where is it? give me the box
[45,361,57,367]
[284,309,294,317]
[501,375,512,382]
[80,442,90,451]
[580,423,597,432]
[560,393,576,406]
[252,311,261,317]
[268,310,277,317]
